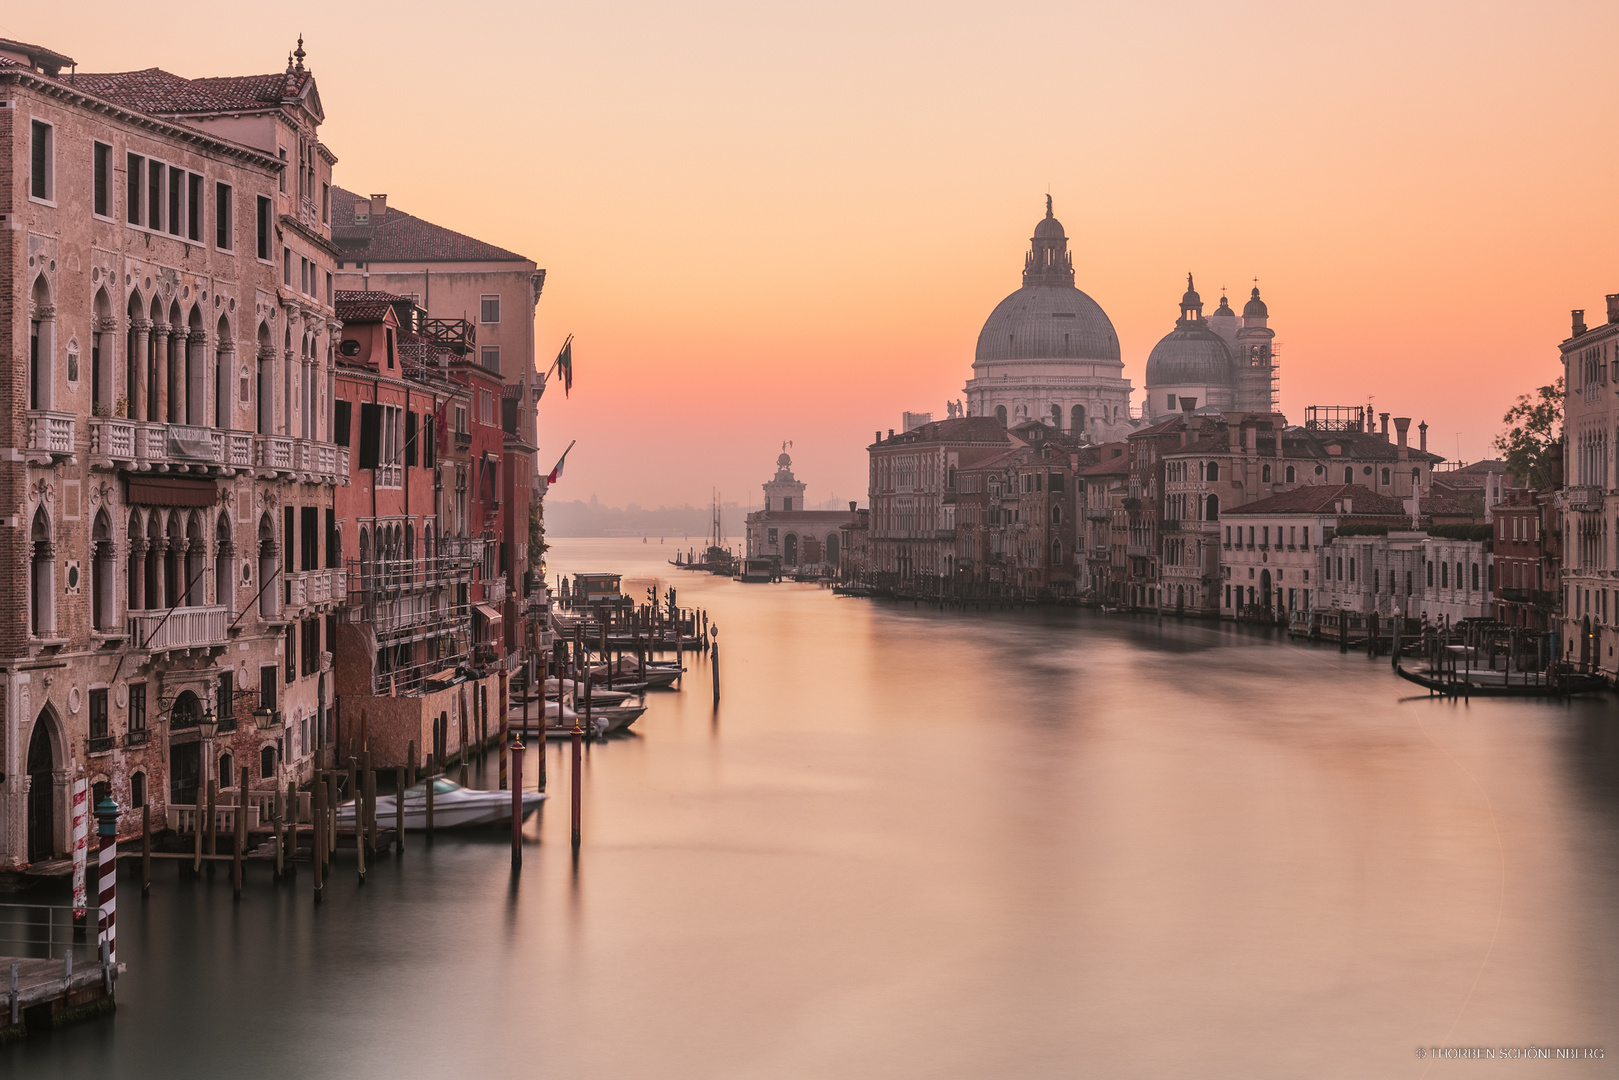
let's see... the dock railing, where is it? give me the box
[0,902,106,964]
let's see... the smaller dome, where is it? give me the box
[1213,294,1235,317]
[1243,286,1268,319]
[1033,215,1065,239]
[777,451,792,468]
[1145,324,1235,388]
[1180,272,1201,310]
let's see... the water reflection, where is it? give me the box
[6,537,1618,1078]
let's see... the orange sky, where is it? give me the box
[13,1,1619,509]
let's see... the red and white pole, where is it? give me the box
[95,796,119,964]
[71,776,89,926]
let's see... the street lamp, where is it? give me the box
[198,701,219,803]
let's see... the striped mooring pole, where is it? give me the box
[95,796,119,965]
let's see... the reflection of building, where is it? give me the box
[2,37,346,868]
[963,199,1134,441]
[744,450,858,570]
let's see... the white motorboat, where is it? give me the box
[542,678,639,705]
[336,776,545,831]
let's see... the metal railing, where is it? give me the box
[0,903,106,964]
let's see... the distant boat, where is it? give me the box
[337,777,545,830]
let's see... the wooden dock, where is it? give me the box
[0,903,122,1042]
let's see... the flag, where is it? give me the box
[552,335,573,397]
[547,440,577,485]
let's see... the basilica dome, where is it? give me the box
[973,198,1120,364]
[1144,323,1235,386]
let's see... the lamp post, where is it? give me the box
[197,701,220,795]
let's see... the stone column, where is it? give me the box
[128,537,147,613]
[152,324,170,424]
[130,319,151,420]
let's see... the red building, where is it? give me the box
[1493,489,1558,630]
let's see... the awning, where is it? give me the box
[126,476,220,507]
[474,604,504,626]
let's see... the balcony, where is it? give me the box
[284,567,349,610]
[127,604,229,653]
[90,419,257,475]
[1567,486,1605,512]
[25,410,76,461]
[255,435,349,485]
[484,574,509,607]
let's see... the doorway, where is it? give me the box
[170,739,201,807]
[27,715,56,862]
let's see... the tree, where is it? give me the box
[528,497,548,569]
[1494,377,1563,488]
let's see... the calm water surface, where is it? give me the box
[8,537,1619,1078]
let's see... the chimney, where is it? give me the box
[1573,309,1587,336]
[849,501,857,512]
[369,193,388,221]
[1342,497,1353,515]
[1379,412,1390,441]
[875,430,881,445]
[888,429,894,439]
[1394,417,1411,461]
[1274,426,1283,455]
[1418,422,1428,454]
[1229,423,1241,453]
[1609,294,1619,324]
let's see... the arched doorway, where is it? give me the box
[784,533,799,565]
[27,713,58,862]
[1176,585,1185,612]
[825,532,840,568]
[169,690,203,805]
[1260,569,1272,610]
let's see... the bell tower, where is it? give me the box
[763,445,806,512]
[1023,196,1075,288]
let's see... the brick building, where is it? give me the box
[2,37,348,867]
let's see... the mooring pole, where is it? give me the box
[511,737,524,868]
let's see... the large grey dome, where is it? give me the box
[1145,323,1235,386]
[974,285,1121,362]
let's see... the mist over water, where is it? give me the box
[8,537,1618,1078]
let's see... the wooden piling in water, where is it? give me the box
[511,737,524,868]
[425,753,436,839]
[285,781,297,881]
[232,767,246,899]
[141,802,151,896]
[206,779,218,870]
[395,766,406,855]
[312,778,326,901]
[273,785,285,881]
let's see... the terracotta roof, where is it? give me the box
[74,67,311,115]
[0,37,76,72]
[334,290,409,323]
[1078,442,1131,475]
[871,416,1009,448]
[331,185,529,264]
[1225,484,1408,516]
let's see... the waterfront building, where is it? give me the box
[1557,298,1619,673]
[1315,529,1494,629]
[1142,279,1277,422]
[1223,486,1408,622]
[955,422,1090,596]
[1,37,348,866]
[962,199,1134,441]
[332,186,544,670]
[1492,488,1558,630]
[866,417,1011,586]
[1078,444,1130,600]
[743,449,857,571]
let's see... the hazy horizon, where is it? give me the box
[13,1,1613,507]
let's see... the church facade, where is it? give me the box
[1142,277,1277,422]
[744,450,855,571]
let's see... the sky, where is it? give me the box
[11,1,1619,508]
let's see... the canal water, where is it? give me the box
[7,537,1619,1078]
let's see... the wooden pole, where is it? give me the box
[362,751,376,854]
[206,778,218,867]
[141,801,151,896]
[232,766,246,899]
[511,737,524,868]
[273,784,285,881]
[312,778,325,901]
[407,739,417,788]
[285,780,298,882]
[425,752,436,839]
[570,721,582,853]
[499,679,509,790]
[711,625,721,705]
[395,766,406,855]
[326,771,339,860]
[192,785,204,876]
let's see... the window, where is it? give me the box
[187,172,203,242]
[1262,464,1271,483]
[129,683,147,733]
[480,295,501,323]
[1285,465,1295,483]
[278,147,288,192]
[1302,527,1310,550]
[386,328,395,368]
[257,196,273,260]
[260,665,278,711]
[284,248,293,286]
[90,688,109,745]
[216,182,233,250]
[321,181,330,222]
[326,272,333,305]
[262,745,277,779]
[333,400,351,445]
[30,120,53,201]
[218,671,234,730]
[93,142,112,216]
[1343,466,1353,484]
[148,159,163,230]
[481,347,501,372]
[127,153,145,224]
[1381,467,1391,485]
[286,622,297,682]
[405,411,418,467]
[168,164,183,235]
[131,772,146,810]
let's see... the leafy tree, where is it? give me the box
[1494,377,1563,488]
[528,498,548,569]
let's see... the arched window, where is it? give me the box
[219,752,233,790]
[215,315,232,429]
[1470,563,1479,590]
[1285,465,1295,483]
[186,305,205,425]
[1071,404,1085,432]
[995,405,1007,427]
[131,771,147,809]
[1380,467,1390,486]
[1051,404,1061,428]
[1205,494,1219,520]
[30,507,55,637]
[92,288,114,416]
[258,514,279,617]
[359,526,371,593]
[1426,561,1434,586]
[1343,466,1353,484]
[256,323,275,435]
[216,514,234,613]
[1262,464,1272,483]
[1051,504,1062,525]
[261,744,276,779]
[165,299,184,424]
[185,512,205,606]
[1412,467,1421,485]
[1050,538,1062,565]
[126,291,145,420]
[92,510,116,630]
[1206,461,1220,482]
[164,513,182,608]
[29,275,54,411]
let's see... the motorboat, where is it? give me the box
[336,776,545,831]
